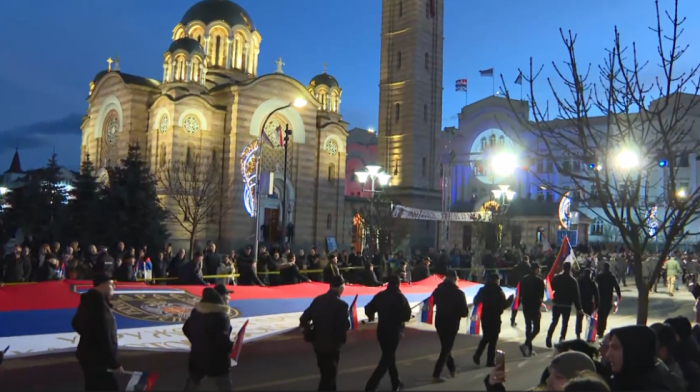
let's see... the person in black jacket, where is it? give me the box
[279,254,311,285]
[179,251,209,286]
[323,254,341,283]
[509,256,531,327]
[431,270,470,383]
[71,274,123,391]
[546,262,583,348]
[575,268,599,341]
[519,263,546,357]
[0,244,31,284]
[203,243,222,284]
[363,263,384,287]
[300,275,350,391]
[183,287,234,391]
[93,248,116,277]
[473,273,514,367]
[364,275,412,391]
[168,249,187,280]
[36,257,63,282]
[114,254,137,282]
[412,257,431,282]
[595,263,621,339]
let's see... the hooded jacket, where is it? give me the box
[432,279,470,330]
[183,301,234,377]
[71,289,120,370]
[473,282,512,324]
[299,289,350,352]
[365,284,412,339]
[609,325,677,391]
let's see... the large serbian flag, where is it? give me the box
[230,320,249,366]
[544,236,575,301]
[467,303,482,335]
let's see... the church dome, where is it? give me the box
[167,37,204,55]
[309,72,339,89]
[180,0,256,31]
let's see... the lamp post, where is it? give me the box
[355,165,391,251]
[254,98,307,262]
[282,124,292,245]
[491,185,516,214]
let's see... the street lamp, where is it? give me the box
[616,150,639,169]
[254,98,307,262]
[491,152,518,176]
[282,124,292,245]
[355,165,391,251]
[491,185,516,213]
[677,189,687,198]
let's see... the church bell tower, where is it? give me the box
[377,0,444,247]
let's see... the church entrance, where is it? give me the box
[264,208,280,243]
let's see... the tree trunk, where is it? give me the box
[636,287,650,325]
[188,231,196,260]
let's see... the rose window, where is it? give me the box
[183,115,200,134]
[325,139,339,156]
[106,117,119,145]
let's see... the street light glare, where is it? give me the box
[491,152,517,175]
[365,165,381,176]
[677,189,687,198]
[377,173,391,186]
[293,98,308,108]
[616,150,639,169]
[355,171,370,183]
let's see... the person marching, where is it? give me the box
[545,262,583,348]
[575,268,600,341]
[518,263,545,357]
[364,275,412,391]
[300,275,350,391]
[472,273,514,367]
[431,270,470,383]
[71,274,123,391]
[509,255,531,327]
[183,286,235,391]
[595,262,621,339]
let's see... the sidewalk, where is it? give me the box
[407,281,696,391]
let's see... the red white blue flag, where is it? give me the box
[348,294,359,330]
[230,320,249,366]
[468,303,482,335]
[584,312,598,343]
[511,283,520,311]
[613,296,620,314]
[125,372,158,391]
[545,236,575,302]
[420,296,434,325]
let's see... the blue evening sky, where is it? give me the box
[0,0,697,170]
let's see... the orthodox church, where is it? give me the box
[80,0,349,249]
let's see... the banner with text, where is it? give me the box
[392,205,491,222]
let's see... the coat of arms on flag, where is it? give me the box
[584,312,598,343]
[420,296,434,325]
[467,303,482,335]
[348,294,359,330]
[230,320,249,366]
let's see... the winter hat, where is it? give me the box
[549,351,596,380]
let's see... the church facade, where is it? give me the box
[80,0,348,250]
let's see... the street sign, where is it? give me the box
[557,230,578,247]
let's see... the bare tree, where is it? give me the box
[502,0,700,324]
[157,154,236,255]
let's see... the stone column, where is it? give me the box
[162,63,168,82]
[253,48,260,76]
[203,35,210,62]
[185,61,192,82]
[243,42,250,73]
[225,38,233,69]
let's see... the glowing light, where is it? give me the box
[293,98,307,108]
[677,189,687,198]
[367,127,375,133]
[365,165,381,176]
[616,150,639,169]
[355,171,370,183]
[491,152,517,175]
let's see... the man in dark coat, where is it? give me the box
[546,262,583,348]
[299,275,350,391]
[518,262,545,357]
[472,273,513,367]
[179,251,209,286]
[364,275,412,391]
[204,243,222,284]
[0,244,31,283]
[93,247,116,277]
[323,254,341,283]
[595,262,621,339]
[431,270,469,383]
[575,268,599,341]
[114,254,137,282]
[509,255,531,327]
[71,274,123,391]
[237,246,264,286]
[412,257,432,282]
[183,287,234,390]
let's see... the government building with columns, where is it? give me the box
[80,0,348,251]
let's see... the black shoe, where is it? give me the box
[392,382,404,391]
[511,320,517,327]
[545,337,552,348]
[576,334,581,340]
[519,344,529,357]
[473,354,480,365]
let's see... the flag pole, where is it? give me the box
[520,82,523,101]
[492,69,495,96]
[465,87,468,106]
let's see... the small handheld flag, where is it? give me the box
[125,372,159,391]
[420,296,434,325]
[584,312,598,343]
[613,296,620,314]
[230,320,249,366]
[348,294,359,330]
[468,303,482,335]
[544,278,553,301]
[511,283,520,311]
[3,345,9,353]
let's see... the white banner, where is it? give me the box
[392,205,491,222]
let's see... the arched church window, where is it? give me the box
[233,35,244,69]
[480,137,487,151]
[326,214,333,229]
[331,91,339,112]
[215,36,222,67]
[159,143,167,168]
[489,134,496,148]
[328,163,335,182]
[498,135,505,148]
[395,103,401,123]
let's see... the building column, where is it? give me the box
[162,63,168,82]
[243,42,250,73]
[691,153,698,194]
[253,48,260,76]
[225,37,233,69]
[185,61,192,82]
[203,35,210,63]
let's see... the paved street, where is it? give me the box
[0,282,695,391]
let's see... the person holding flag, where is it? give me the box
[472,273,514,367]
[364,275,412,391]
[545,262,583,348]
[182,287,235,391]
[575,268,599,341]
[299,275,350,391]
[595,262,621,339]
[431,270,469,383]
[518,263,545,357]
[509,255,531,327]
